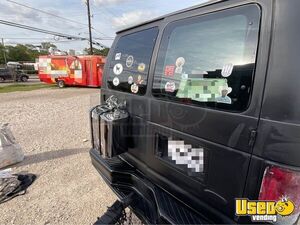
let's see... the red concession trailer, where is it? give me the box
[38,55,105,88]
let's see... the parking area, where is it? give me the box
[0,88,117,224]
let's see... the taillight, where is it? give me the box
[259,166,300,224]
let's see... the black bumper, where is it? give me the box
[90,148,214,224]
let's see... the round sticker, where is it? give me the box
[165,82,176,93]
[113,63,123,75]
[138,63,146,72]
[113,77,120,86]
[128,76,133,84]
[137,75,144,84]
[176,57,185,67]
[126,55,134,68]
[131,83,139,94]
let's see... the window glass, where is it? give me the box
[152,5,260,111]
[108,27,159,95]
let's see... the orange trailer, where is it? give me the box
[38,55,105,88]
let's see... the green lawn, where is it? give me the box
[0,83,55,93]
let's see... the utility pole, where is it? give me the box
[1,38,7,65]
[86,0,93,55]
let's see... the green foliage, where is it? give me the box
[0,42,57,64]
[84,47,110,56]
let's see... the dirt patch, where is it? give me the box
[0,88,117,224]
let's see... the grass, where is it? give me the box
[0,83,55,93]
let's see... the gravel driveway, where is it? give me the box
[0,88,116,224]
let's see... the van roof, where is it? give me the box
[116,0,225,34]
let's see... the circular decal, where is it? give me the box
[113,63,123,75]
[137,75,144,84]
[126,55,134,68]
[128,76,133,85]
[131,83,139,94]
[138,63,146,72]
[113,77,120,86]
[165,82,176,93]
[176,57,185,67]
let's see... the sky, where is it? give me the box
[0,0,208,52]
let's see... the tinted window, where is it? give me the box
[152,5,260,111]
[107,27,159,95]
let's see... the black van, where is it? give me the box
[89,0,300,224]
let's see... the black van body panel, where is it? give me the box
[252,0,300,167]
[90,0,300,223]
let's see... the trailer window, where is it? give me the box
[152,5,260,111]
[107,27,159,95]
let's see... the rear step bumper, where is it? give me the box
[90,148,213,224]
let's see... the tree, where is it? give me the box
[0,43,58,64]
[84,47,110,56]
[40,42,57,51]
[0,44,6,65]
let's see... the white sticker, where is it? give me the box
[131,83,139,94]
[175,67,183,74]
[175,57,185,74]
[113,77,120,86]
[221,63,234,77]
[115,53,121,60]
[138,63,146,72]
[165,81,176,93]
[168,140,204,173]
[128,76,133,85]
[113,63,123,75]
[216,85,232,104]
[126,55,134,68]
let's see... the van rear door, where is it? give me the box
[102,0,273,220]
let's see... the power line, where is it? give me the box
[0,20,110,47]
[0,20,87,40]
[6,0,113,39]
[6,0,88,28]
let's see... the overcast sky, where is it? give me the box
[0,0,208,52]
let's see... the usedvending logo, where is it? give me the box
[235,197,295,223]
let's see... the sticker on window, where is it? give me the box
[175,57,185,74]
[165,81,176,93]
[216,85,232,104]
[113,77,120,86]
[221,63,234,77]
[126,55,134,68]
[115,53,121,60]
[131,83,139,93]
[113,63,123,75]
[137,75,144,85]
[138,63,146,72]
[168,140,204,173]
[128,76,133,84]
[164,65,175,76]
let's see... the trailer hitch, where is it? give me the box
[94,192,137,225]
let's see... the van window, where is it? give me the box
[107,27,159,95]
[152,5,260,111]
